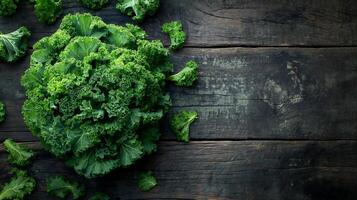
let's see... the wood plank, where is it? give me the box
[164,47,357,140]
[1,0,357,47]
[1,141,357,200]
[1,47,357,140]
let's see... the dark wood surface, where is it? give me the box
[2,0,357,47]
[1,0,357,199]
[1,141,357,200]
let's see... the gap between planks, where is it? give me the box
[1,135,357,143]
[26,45,357,50]
[185,45,357,48]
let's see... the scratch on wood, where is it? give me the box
[262,61,304,112]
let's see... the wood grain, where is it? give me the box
[1,0,357,47]
[1,141,356,200]
[1,2,357,199]
[1,47,357,140]
[166,47,357,140]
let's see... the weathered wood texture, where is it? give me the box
[1,141,357,200]
[1,48,357,140]
[1,0,357,47]
[167,47,357,140]
[1,1,357,200]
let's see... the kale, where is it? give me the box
[138,171,157,191]
[0,0,19,16]
[46,176,85,199]
[169,60,199,87]
[116,0,160,22]
[0,27,30,63]
[162,21,186,50]
[3,139,35,167]
[80,0,109,10]
[34,0,62,24]
[89,192,110,200]
[21,13,173,178]
[0,101,5,123]
[170,111,198,143]
[0,169,36,200]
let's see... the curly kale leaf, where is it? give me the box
[139,127,160,155]
[125,23,147,40]
[116,0,160,22]
[0,0,18,16]
[80,0,109,10]
[22,13,173,178]
[138,171,157,191]
[0,169,36,200]
[89,192,110,200]
[59,36,102,61]
[162,21,186,50]
[137,39,169,67]
[0,27,30,63]
[46,176,85,199]
[3,139,35,167]
[0,101,5,123]
[59,13,108,38]
[105,24,137,49]
[170,111,198,143]
[34,0,62,24]
[169,60,198,87]
[66,138,143,178]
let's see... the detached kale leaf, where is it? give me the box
[46,176,85,199]
[0,0,19,16]
[89,192,110,200]
[0,27,31,63]
[34,0,62,24]
[80,0,109,10]
[169,60,198,87]
[0,101,5,123]
[116,0,160,22]
[0,169,36,200]
[3,139,35,167]
[162,21,186,50]
[138,171,157,191]
[170,111,198,143]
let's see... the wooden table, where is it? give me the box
[1,0,357,199]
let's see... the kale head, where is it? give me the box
[21,13,173,178]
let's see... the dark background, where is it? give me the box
[1,0,357,199]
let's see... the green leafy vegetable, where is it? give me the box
[0,27,31,63]
[0,101,5,123]
[34,0,62,24]
[3,139,35,167]
[0,0,18,16]
[46,176,85,199]
[162,21,186,50]
[80,0,109,10]
[138,171,157,191]
[116,0,160,22]
[170,111,198,143]
[22,13,173,178]
[168,60,198,87]
[89,192,110,200]
[139,127,161,155]
[0,169,36,200]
